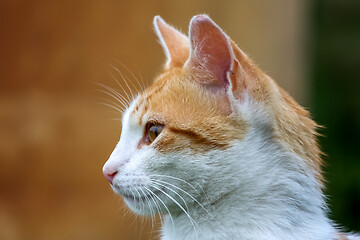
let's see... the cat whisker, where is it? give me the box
[138,188,155,232]
[110,64,137,92]
[97,93,126,114]
[140,187,162,240]
[104,88,128,109]
[108,71,133,105]
[99,102,124,114]
[140,188,157,219]
[137,69,146,92]
[151,181,189,212]
[143,187,165,231]
[96,83,130,107]
[109,65,137,100]
[137,189,149,238]
[144,186,176,235]
[96,96,125,112]
[194,181,209,200]
[112,59,146,92]
[109,118,122,122]
[150,184,200,236]
[93,82,129,108]
[128,189,140,232]
[152,179,214,219]
[135,188,148,234]
[149,174,202,195]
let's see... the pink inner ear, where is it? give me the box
[186,15,234,88]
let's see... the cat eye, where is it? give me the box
[147,123,164,143]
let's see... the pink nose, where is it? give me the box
[103,168,118,184]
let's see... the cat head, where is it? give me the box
[102,15,321,216]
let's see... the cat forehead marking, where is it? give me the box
[131,72,171,125]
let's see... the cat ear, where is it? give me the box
[185,15,235,91]
[153,16,190,69]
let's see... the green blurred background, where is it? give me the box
[0,0,359,239]
[311,0,360,232]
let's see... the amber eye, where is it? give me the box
[147,124,164,143]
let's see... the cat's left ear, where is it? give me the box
[185,15,235,91]
[153,16,190,69]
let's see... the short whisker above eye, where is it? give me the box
[98,102,124,114]
[96,96,125,110]
[108,71,132,105]
[109,64,139,101]
[96,82,130,106]
[112,59,146,92]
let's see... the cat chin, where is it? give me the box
[123,196,150,215]
[121,188,185,216]
[110,186,155,215]
[123,195,163,216]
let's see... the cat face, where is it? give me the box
[104,68,246,215]
[102,15,321,216]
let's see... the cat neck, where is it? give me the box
[161,129,336,240]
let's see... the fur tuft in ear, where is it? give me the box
[153,16,190,69]
[185,15,235,90]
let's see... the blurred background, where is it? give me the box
[0,0,359,239]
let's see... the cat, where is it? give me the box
[102,15,359,240]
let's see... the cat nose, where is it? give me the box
[103,168,118,184]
